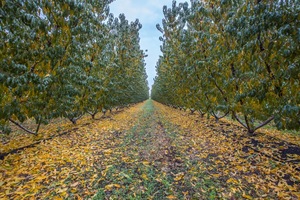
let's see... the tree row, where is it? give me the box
[151,0,299,134]
[0,0,149,134]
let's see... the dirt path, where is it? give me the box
[1,100,299,199]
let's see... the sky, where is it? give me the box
[109,0,187,90]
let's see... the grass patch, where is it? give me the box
[93,100,223,199]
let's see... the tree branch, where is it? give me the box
[254,116,274,132]
[219,111,229,119]
[233,113,248,129]
[9,119,38,135]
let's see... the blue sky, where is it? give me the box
[110,0,187,89]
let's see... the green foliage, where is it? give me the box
[151,0,300,134]
[0,0,149,134]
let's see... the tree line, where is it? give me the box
[0,0,149,134]
[151,0,299,134]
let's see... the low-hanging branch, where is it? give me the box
[9,118,41,135]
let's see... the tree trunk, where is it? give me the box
[233,113,274,135]
[87,111,97,119]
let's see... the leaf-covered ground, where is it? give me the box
[0,100,300,199]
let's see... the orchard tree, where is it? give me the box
[226,0,300,133]
[0,0,149,134]
[152,0,299,134]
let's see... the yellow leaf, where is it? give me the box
[120,172,132,180]
[105,184,121,191]
[71,182,80,187]
[103,149,112,155]
[57,188,68,193]
[14,190,26,195]
[155,178,162,183]
[166,195,177,199]
[75,194,83,200]
[122,157,131,162]
[35,175,47,181]
[142,161,150,166]
[174,172,184,181]
[212,173,220,178]
[141,174,148,180]
[53,197,63,200]
[242,193,252,199]
[71,188,77,193]
[226,178,238,184]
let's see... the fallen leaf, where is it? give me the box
[71,182,80,187]
[242,193,252,199]
[166,195,177,199]
[141,174,148,180]
[104,184,121,191]
[174,172,184,181]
